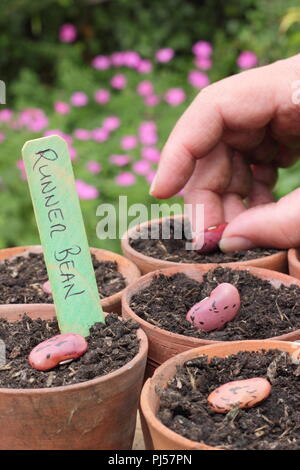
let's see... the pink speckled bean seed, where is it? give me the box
[196,223,228,253]
[186,283,240,331]
[29,333,88,371]
[208,377,272,413]
[42,280,52,295]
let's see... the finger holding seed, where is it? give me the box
[195,223,228,253]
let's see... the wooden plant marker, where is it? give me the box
[22,135,104,336]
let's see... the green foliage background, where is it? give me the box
[0,0,300,252]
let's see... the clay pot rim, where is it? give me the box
[0,245,141,309]
[0,310,148,395]
[121,214,286,269]
[140,339,299,450]
[122,264,300,345]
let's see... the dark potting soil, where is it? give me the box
[129,267,300,340]
[157,349,300,450]
[0,313,139,388]
[129,218,280,263]
[0,252,126,304]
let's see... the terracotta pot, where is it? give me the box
[0,245,31,261]
[288,248,300,280]
[140,339,299,450]
[122,265,300,379]
[0,245,141,314]
[0,305,148,449]
[121,215,288,274]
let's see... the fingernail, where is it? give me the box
[219,237,255,253]
[149,173,158,195]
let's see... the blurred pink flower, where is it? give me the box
[139,121,156,133]
[86,161,102,174]
[124,51,141,68]
[188,70,210,88]
[19,108,48,132]
[115,172,136,186]
[155,48,174,63]
[121,135,138,150]
[192,41,212,57]
[0,132,5,143]
[17,160,27,180]
[110,52,126,67]
[137,80,154,96]
[44,130,76,160]
[91,55,110,70]
[0,109,12,122]
[94,89,110,104]
[141,147,160,162]
[132,160,151,175]
[109,154,131,166]
[54,101,70,115]
[145,170,157,185]
[111,74,127,89]
[74,129,91,140]
[137,60,152,74]
[139,134,157,147]
[10,121,21,130]
[69,147,77,160]
[44,129,73,145]
[164,88,186,106]
[70,92,88,107]
[102,116,120,131]
[92,127,109,142]
[195,56,212,70]
[75,180,99,200]
[144,95,160,107]
[59,24,77,43]
[138,121,157,145]
[237,51,258,69]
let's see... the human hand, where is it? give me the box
[150,55,300,251]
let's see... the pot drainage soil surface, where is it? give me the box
[129,218,280,264]
[0,253,126,304]
[157,349,300,450]
[0,313,139,388]
[129,267,300,340]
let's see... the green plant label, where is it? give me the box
[22,135,104,336]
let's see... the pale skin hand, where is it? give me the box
[150,54,300,251]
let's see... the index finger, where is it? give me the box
[150,92,223,198]
[150,61,283,199]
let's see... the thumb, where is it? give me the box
[219,188,300,252]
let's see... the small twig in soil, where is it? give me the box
[275,299,293,326]
[157,241,168,253]
[186,368,197,391]
[68,367,78,378]
[254,425,269,433]
[260,414,274,426]
[278,428,292,440]
[183,288,200,298]
[0,361,12,371]
[46,371,55,387]
[224,406,240,423]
